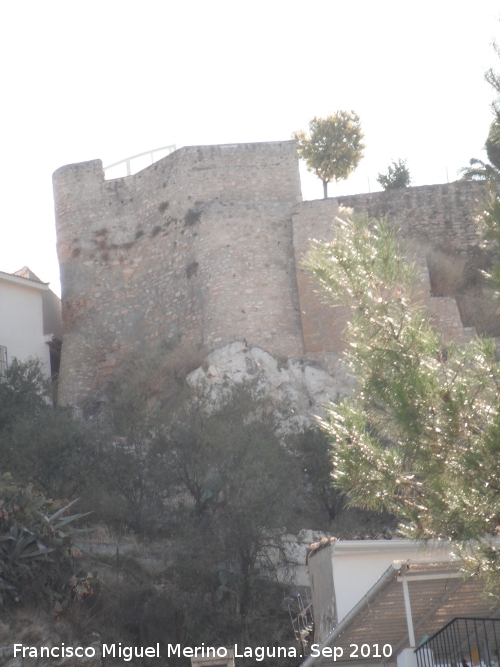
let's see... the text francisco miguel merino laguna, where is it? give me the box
[13,643,301,661]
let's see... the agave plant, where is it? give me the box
[0,473,97,608]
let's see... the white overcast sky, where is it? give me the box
[1,1,499,296]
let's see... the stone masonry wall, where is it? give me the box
[290,200,473,368]
[198,200,303,355]
[53,141,304,407]
[292,199,351,373]
[54,141,487,408]
[413,254,475,344]
[337,181,485,255]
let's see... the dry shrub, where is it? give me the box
[113,340,206,410]
[76,482,128,529]
[423,247,500,335]
[61,549,298,667]
[457,295,500,336]
[425,246,495,296]
[86,523,138,547]
[426,249,467,296]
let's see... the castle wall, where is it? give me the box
[197,201,304,356]
[53,141,304,407]
[292,200,350,364]
[337,181,485,254]
[413,254,474,344]
[53,141,486,408]
[291,187,483,360]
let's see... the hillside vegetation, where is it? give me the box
[0,350,394,665]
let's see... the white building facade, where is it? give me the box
[0,267,62,380]
[304,538,500,667]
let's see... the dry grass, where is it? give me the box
[412,245,500,336]
[85,524,139,546]
[426,249,468,296]
[457,295,500,336]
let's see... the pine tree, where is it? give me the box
[305,214,500,589]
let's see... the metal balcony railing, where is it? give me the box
[415,618,500,667]
[104,144,176,179]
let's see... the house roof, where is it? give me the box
[12,266,45,283]
[302,560,500,667]
[0,267,49,291]
[307,537,337,563]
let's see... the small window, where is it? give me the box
[0,346,7,376]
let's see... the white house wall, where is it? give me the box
[0,281,51,377]
[330,541,454,625]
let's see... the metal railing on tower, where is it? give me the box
[104,144,176,179]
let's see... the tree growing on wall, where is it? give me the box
[294,112,365,198]
[376,158,411,190]
[305,213,500,591]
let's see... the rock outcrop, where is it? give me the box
[186,341,354,424]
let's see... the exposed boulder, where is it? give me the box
[186,341,354,423]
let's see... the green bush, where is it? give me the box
[376,158,411,189]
